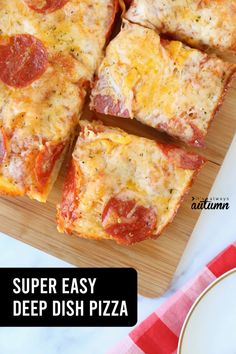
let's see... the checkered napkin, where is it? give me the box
[109,242,236,354]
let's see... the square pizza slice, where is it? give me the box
[90,22,236,147]
[0,0,118,201]
[57,120,206,245]
[126,0,236,52]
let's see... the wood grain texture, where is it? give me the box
[0,62,235,298]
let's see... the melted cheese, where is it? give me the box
[0,176,24,196]
[0,0,114,200]
[126,0,236,51]
[61,120,198,241]
[91,22,236,145]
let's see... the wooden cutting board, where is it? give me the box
[0,56,235,298]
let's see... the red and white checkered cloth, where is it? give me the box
[109,242,236,354]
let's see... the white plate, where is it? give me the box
[178,268,236,354]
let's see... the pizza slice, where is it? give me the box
[90,22,236,147]
[57,120,206,245]
[125,0,236,52]
[0,0,118,202]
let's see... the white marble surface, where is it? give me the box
[0,135,235,354]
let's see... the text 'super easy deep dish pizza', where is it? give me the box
[126,0,236,52]
[57,120,206,245]
[90,22,236,147]
[0,0,118,201]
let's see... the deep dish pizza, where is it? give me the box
[0,0,118,201]
[125,0,236,52]
[57,120,206,245]
[90,22,236,147]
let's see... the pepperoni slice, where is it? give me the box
[91,94,130,118]
[189,123,205,147]
[25,0,68,13]
[35,142,65,191]
[0,34,48,88]
[102,197,157,244]
[0,128,7,164]
[158,143,206,170]
[59,161,78,232]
